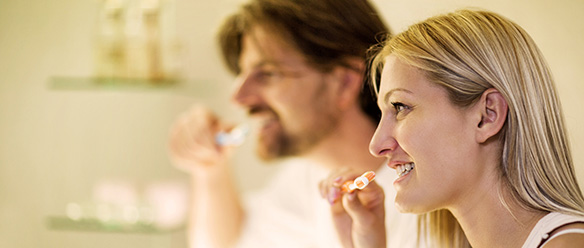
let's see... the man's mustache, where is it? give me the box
[248,106,275,116]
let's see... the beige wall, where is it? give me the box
[0,0,582,247]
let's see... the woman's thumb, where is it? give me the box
[341,192,370,225]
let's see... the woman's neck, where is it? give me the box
[449,183,546,248]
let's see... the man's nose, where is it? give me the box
[231,72,261,107]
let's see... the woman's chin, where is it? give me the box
[394,199,431,214]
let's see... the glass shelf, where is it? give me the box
[49,76,180,91]
[46,216,183,234]
[47,76,225,98]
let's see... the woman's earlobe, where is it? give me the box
[476,88,508,143]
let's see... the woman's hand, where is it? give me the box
[319,169,387,248]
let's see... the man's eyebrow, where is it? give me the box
[381,88,413,104]
[239,60,277,75]
[246,60,276,69]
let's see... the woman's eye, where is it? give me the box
[391,102,408,114]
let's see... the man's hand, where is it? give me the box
[168,105,235,175]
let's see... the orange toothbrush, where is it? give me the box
[341,171,376,193]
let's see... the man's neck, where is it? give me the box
[303,108,385,172]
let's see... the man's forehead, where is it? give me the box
[239,27,307,71]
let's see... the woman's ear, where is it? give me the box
[475,88,508,143]
[333,58,365,110]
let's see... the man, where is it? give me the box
[168,0,418,247]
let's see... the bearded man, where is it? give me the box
[168,0,418,247]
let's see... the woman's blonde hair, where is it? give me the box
[370,9,584,247]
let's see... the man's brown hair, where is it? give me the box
[217,0,390,123]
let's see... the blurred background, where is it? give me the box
[0,0,582,247]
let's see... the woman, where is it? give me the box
[320,9,584,247]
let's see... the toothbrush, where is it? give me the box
[341,171,376,193]
[215,124,249,146]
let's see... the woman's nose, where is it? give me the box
[369,119,398,157]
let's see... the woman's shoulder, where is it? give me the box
[536,213,584,248]
[542,222,584,247]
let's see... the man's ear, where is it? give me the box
[475,88,508,143]
[332,58,365,110]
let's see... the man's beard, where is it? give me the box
[256,116,340,161]
[254,102,342,161]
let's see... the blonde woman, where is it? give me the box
[320,9,584,247]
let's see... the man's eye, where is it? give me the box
[253,70,280,82]
[258,70,275,77]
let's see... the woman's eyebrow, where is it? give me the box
[381,88,413,104]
